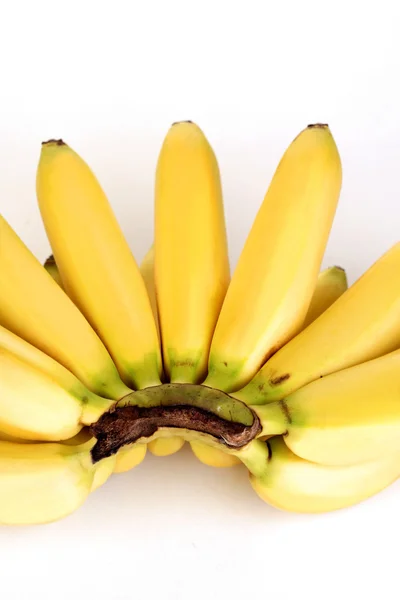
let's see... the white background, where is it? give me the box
[0,1,400,598]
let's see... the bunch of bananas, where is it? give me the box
[1,121,399,526]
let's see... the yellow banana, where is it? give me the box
[190,265,347,468]
[250,436,400,514]
[254,350,400,466]
[155,121,230,384]
[0,347,111,441]
[37,140,161,389]
[148,437,185,457]
[204,124,342,393]
[190,442,242,468]
[302,266,347,328]
[237,242,400,404]
[0,324,112,420]
[0,324,150,473]
[0,439,115,525]
[113,444,147,474]
[0,215,130,400]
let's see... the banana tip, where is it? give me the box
[41,139,66,147]
[307,123,329,129]
[171,120,194,126]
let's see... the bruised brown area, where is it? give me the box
[279,400,292,426]
[42,139,66,146]
[269,373,290,386]
[90,404,261,463]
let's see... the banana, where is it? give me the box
[250,436,400,514]
[0,324,112,419]
[0,324,151,473]
[237,242,400,404]
[155,121,230,384]
[113,444,147,474]
[302,266,347,328]
[0,214,130,400]
[191,265,348,469]
[254,350,400,466]
[204,124,342,393]
[37,140,161,389]
[0,439,115,525]
[190,442,241,468]
[148,437,185,457]
[0,347,112,441]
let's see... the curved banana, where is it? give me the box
[37,140,161,389]
[237,242,400,404]
[254,350,400,466]
[190,265,348,468]
[155,121,230,384]
[190,442,241,468]
[250,437,400,514]
[302,266,347,328]
[0,439,115,525]
[0,347,112,441]
[204,124,342,393]
[113,444,147,474]
[0,326,148,473]
[0,324,113,421]
[0,214,130,400]
[190,265,347,469]
[148,437,185,457]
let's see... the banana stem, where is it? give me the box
[251,401,289,437]
[232,440,270,478]
[81,395,115,426]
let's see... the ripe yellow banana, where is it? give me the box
[204,124,342,393]
[0,439,115,525]
[155,121,230,384]
[237,242,400,404]
[302,266,347,328]
[190,265,347,469]
[250,436,400,514]
[190,442,242,468]
[0,214,130,400]
[113,444,147,474]
[37,140,161,389]
[0,347,112,441]
[0,324,149,473]
[0,324,113,420]
[254,350,400,466]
